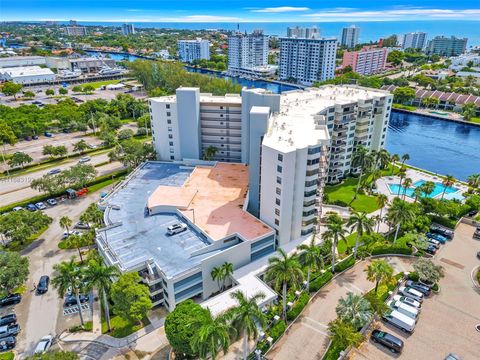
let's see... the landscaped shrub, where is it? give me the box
[334,256,355,273]
[309,271,334,292]
[268,320,287,343]
[371,246,413,256]
[429,215,457,229]
[286,292,310,321]
[407,272,420,281]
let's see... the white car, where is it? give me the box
[61,231,81,240]
[34,335,53,354]
[35,202,47,210]
[167,223,187,235]
[399,286,424,303]
[78,156,91,164]
[393,295,422,309]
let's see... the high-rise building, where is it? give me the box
[69,20,77,26]
[425,36,468,57]
[397,32,427,50]
[342,46,388,75]
[279,37,337,85]
[122,23,135,36]
[227,30,274,78]
[177,39,210,63]
[286,26,320,39]
[64,26,87,36]
[341,25,360,48]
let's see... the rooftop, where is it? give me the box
[148,162,272,242]
[0,56,45,62]
[0,66,54,77]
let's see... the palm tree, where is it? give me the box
[203,146,218,161]
[347,212,373,260]
[336,292,373,329]
[413,186,423,203]
[397,168,406,196]
[59,216,73,233]
[323,213,347,273]
[351,146,372,200]
[467,174,480,189]
[51,257,85,326]
[375,194,389,232]
[221,262,233,291]
[422,181,435,198]
[387,198,416,243]
[211,266,223,292]
[441,175,455,199]
[229,291,266,360]
[297,237,324,292]
[190,311,233,360]
[400,153,410,167]
[374,149,390,171]
[390,154,400,175]
[83,259,119,332]
[402,177,413,200]
[365,260,394,293]
[265,249,303,319]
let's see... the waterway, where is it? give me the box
[386,110,480,181]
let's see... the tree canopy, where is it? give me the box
[111,272,152,323]
[0,251,29,297]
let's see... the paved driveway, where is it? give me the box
[266,257,414,360]
[351,222,480,360]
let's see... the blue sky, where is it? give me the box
[1,0,480,22]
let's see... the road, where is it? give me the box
[0,153,124,206]
[0,189,114,358]
[266,257,414,360]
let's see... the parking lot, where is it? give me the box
[351,222,480,360]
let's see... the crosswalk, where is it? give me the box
[63,303,90,316]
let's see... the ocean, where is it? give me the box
[72,21,480,46]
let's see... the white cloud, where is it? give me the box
[302,7,480,21]
[126,9,144,12]
[252,7,310,13]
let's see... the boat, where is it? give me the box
[98,66,124,75]
[58,69,82,79]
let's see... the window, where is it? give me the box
[169,142,173,146]
[278,154,283,162]
[276,187,281,195]
[277,165,282,173]
[168,127,172,132]
[170,149,174,153]
[274,219,280,226]
[170,155,174,160]
[166,112,171,116]
[168,134,173,139]
[167,119,171,124]
[276,176,282,185]
[275,208,280,216]
[166,104,170,109]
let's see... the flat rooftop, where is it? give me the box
[263,85,390,152]
[100,162,220,279]
[0,66,54,77]
[148,162,272,242]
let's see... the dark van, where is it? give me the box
[36,276,50,295]
[371,329,404,353]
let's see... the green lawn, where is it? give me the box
[75,79,122,90]
[0,352,14,360]
[101,315,150,338]
[470,117,480,124]
[325,177,380,213]
[392,103,417,111]
[337,233,357,254]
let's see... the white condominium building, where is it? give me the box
[286,26,320,39]
[122,23,135,36]
[397,32,427,50]
[279,37,337,85]
[177,39,210,63]
[341,25,360,48]
[64,26,87,36]
[227,30,270,77]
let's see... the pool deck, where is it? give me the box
[376,168,468,203]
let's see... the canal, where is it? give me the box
[387,110,480,181]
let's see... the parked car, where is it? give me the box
[387,300,419,319]
[444,354,461,360]
[34,335,53,354]
[405,280,432,296]
[35,202,47,210]
[167,223,187,235]
[474,230,480,240]
[430,225,454,239]
[399,286,424,302]
[64,294,89,307]
[47,168,61,175]
[467,210,478,218]
[46,198,57,206]
[61,231,81,240]
[32,135,39,140]
[74,221,90,230]
[383,310,416,333]
[33,101,43,106]
[426,245,437,255]
[26,204,37,212]
[477,251,480,260]
[0,324,20,338]
[44,131,53,137]
[0,294,21,307]
[12,206,23,211]
[426,232,447,244]
[0,314,17,327]
[427,238,441,248]
[371,329,404,354]
[78,156,91,164]
[36,276,50,295]
[393,295,422,309]
[0,336,16,351]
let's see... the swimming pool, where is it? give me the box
[387,180,461,199]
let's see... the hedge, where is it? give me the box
[309,271,334,292]
[371,246,412,256]
[258,320,287,354]
[334,256,355,273]
[407,272,420,281]
[286,292,310,321]
[429,215,457,229]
